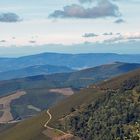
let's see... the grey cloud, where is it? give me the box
[0,40,6,43]
[116,33,121,35]
[12,37,16,39]
[29,40,36,44]
[103,32,113,35]
[83,33,98,38]
[79,0,94,3]
[114,18,125,24]
[49,0,121,19]
[0,13,21,22]
[78,0,123,3]
[104,35,140,43]
[127,36,140,40]
[104,36,123,43]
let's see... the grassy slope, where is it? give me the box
[49,69,140,123]
[49,89,104,127]
[0,69,140,140]
[99,68,140,90]
[0,111,49,140]
[0,89,104,140]
[1,62,139,120]
[11,88,65,119]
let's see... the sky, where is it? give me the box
[0,0,140,57]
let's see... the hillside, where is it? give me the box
[0,112,50,140]
[0,64,74,81]
[57,69,140,140]
[0,62,140,97]
[0,69,140,140]
[0,62,139,120]
[0,53,140,72]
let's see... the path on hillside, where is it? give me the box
[43,110,80,140]
[44,110,52,129]
[44,110,66,135]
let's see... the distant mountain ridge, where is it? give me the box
[1,67,140,140]
[0,64,74,81]
[0,53,140,72]
[0,62,140,96]
[0,62,139,123]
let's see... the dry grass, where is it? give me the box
[49,88,74,96]
[0,91,26,123]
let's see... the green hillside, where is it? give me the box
[58,69,140,140]
[0,67,140,140]
[0,112,49,140]
[10,88,65,120]
[0,62,140,97]
[0,62,139,119]
[66,89,140,140]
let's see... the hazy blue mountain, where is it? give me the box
[0,64,74,80]
[0,62,140,96]
[0,53,140,72]
[0,62,139,120]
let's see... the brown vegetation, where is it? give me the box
[0,91,26,123]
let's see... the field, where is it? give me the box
[0,91,26,123]
[49,88,74,96]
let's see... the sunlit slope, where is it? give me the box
[99,68,140,90]
[0,111,49,140]
[60,69,140,140]
[0,68,140,140]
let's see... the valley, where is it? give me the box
[0,0,140,139]
[0,54,139,140]
[0,67,140,140]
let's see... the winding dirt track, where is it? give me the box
[44,110,52,129]
[44,110,75,140]
[44,110,66,135]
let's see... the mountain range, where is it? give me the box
[0,64,74,81]
[0,53,140,72]
[0,52,140,140]
[0,62,140,97]
[0,62,140,122]
[0,67,140,140]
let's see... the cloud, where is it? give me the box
[104,34,140,43]
[116,32,121,35]
[78,0,94,3]
[12,37,16,39]
[83,33,98,38]
[49,0,121,19]
[0,13,21,22]
[103,32,113,35]
[0,40,6,43]
[104,35,123,43]
[29,40,36,44]
[114,18,125,24]
[127,36,140,40]
[78,0,125,3]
